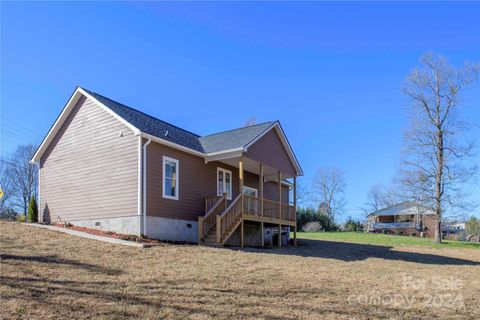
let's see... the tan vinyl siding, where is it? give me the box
[245,129,297,176]
[146,141,289,221]
[39,96,138,223]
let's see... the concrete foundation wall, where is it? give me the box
[146,216,198,242]
[68,215,140,236]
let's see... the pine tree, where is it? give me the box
[27,195,38,223]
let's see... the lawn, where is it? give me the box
[1,221,479,320]
[297,231,480,249]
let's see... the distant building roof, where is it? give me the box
[368,202,435,217]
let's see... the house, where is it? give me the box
[366,202,438,237]
[31,87,303,247]
[442,221,466,241]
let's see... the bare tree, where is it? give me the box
[364,183,398,214]
[401,52,479,243]
[311,167,346,222]
[0,158,15,213]
[293,179,309,207]
[5,144,39,215]
[244,117,257,127]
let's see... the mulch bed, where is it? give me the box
[53,223,162,244]
[52,223,195,245]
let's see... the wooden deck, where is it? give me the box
[199,194,297,247]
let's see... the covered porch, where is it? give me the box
[198,155,298,247]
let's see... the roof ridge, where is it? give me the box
[368,201,412,216]
[82,87,201,138]
[200,121,276,138]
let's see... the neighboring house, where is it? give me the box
[31,87,303,247]
[442,221,466,241]
[442,221,466,233]
[366,202,437,237]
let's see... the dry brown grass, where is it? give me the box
[1,221,479,320]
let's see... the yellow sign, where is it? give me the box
[0,187,4,200]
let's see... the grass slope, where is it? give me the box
[1,221,479,320]
[297,231,480,249]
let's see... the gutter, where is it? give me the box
[142,138,152,236]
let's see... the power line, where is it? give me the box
[1,118,43,137]
[1,128,41,142]
[1,121,43,141]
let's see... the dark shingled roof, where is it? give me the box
[199,122,275,154]
[83,89,205,152]
[82,88,276,154]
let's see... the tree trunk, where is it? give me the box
[434,126,443,244]
[433,219,442,243]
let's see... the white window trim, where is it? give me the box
[163,156,179,200]
[217,167,233,200]
[243,186,258,197]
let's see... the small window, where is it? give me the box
[217,168,232,200]
[243,186,258,197]
[163,156,179,200]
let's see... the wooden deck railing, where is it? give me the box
[281,203,296,221]
[244,195,296,221]
[217,194,243,244]
[205,195,224,213]
[263,198,281,219]
[198,193,227,241]
[202,194,296,245]
[243,195,260,214]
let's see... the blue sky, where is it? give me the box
[1,2,479,220]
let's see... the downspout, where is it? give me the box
[137,135,143,236]
[142,138,152,236]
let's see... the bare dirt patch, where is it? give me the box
[1,221,479,319]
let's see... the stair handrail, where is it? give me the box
[217,193,243,243]
[219,193,242,218]
[199,193,227,241]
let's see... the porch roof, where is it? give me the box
[368,202,435,217]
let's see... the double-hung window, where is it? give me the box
[163,156,179,200]
[217,168,232,200]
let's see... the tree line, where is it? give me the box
[0,144,39,220]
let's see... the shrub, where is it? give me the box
[16,214,26,223]
[411,232,417,237]
[382,229,388,234]
[0,208,17,220]
[27,195,38,223]
[296,207,338,232]
[466,216,480,236]
[301,221,322,232]
[397,231,404,236]
[343,216,364,232]
[317,211,338,231]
